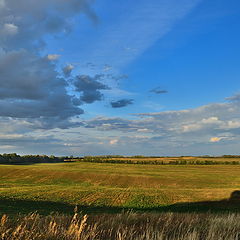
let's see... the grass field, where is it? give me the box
[1,162,240,215]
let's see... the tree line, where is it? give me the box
[73,156,240,165]
[0,153,65,164]
[1,153,240,165]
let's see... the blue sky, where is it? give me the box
[0,0,240,156]
[45,0,240,113]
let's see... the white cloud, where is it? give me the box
[47,54,60,61]
[84,96,240,154]
[0,134,23,139]
[226,121,240,129]
[137,128,150,132]
[210,137,223,143]
[1,93,240,155]
[0,145,15,149]
[2,23,18,36]
[182,117,222,133]
[109,139,118,145]
[202,117,220,124]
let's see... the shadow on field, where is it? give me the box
[1,191,240,215]
[164,190,240,212]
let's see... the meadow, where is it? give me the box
[1,160,240,215]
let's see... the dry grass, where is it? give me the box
[1,211,240,240]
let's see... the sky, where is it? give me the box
[0,0,240,156]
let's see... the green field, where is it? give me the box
[1,162,240,215]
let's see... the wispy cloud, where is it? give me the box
[84,0,202,68]
[1,93,240,155]
[82,95,240,155]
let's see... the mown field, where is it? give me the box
[1,161,240,215]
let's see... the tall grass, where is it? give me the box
[1,211,240,239]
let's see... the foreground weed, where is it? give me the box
[1,211,240,239]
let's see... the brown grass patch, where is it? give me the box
[2,211,240,239]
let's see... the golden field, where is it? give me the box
[1,161,240,215]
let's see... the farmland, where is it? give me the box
[1,160,240,215]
